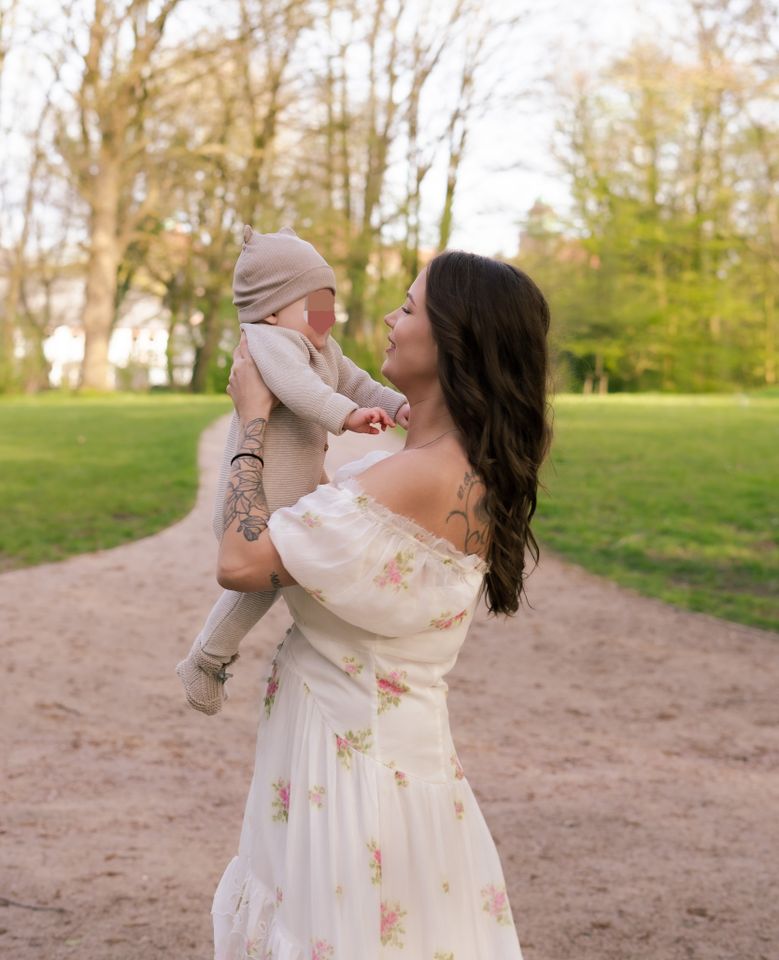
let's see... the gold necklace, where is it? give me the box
[406,427,460,451]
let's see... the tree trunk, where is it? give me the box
[189,293,222,393]
[345,232,371,338]
[20,320,51,394]
[1,260,21,391]
[765,287,776,386]
[80,156,121,390]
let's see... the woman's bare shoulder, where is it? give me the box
[351,448,439,512]
[349,443,490,561]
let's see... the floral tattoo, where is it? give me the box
[223,417,271,542]
[446,469,489,556]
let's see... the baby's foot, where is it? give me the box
[176,637,239,716]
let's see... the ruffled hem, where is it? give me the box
[212,854,303,960]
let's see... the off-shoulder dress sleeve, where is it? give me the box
[265,482,484,638]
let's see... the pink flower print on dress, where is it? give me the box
[311,937,334,960]
[373,547,415,592]
[450,753,465,780]
[453,798,464,820]
[304,587,327,603]
[244,934,265,959]
[271,777,290,822]
[366,838,382,885]
[301,510,322,528]
[430,608,468,630]
[275,885,283,906]
[335,727,373,770]
[480,882,512,926]
[394,770,409,788]
[341,655,364,677]
[376,668,410,714]
[441,880,450,893]
[308,784,326,808]
[264,660,280,718]
[380,899,407,948]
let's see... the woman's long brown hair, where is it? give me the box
[425,249,554,617]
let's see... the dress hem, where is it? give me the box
[212,853,305,960]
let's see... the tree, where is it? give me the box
[55,0,184,391]
[537,0,779,392]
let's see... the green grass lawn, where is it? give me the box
[0,392,231,570]
[536,391,779,633]
[1,389,776,634]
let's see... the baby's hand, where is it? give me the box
[395,401,410,429]
[344,407,396,435]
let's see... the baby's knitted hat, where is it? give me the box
[232,224,336,323]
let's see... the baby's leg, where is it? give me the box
[176,587,280,715]
[198,587,280,658]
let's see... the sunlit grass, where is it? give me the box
[536,390,779,632]
[0,392,231,570]
[2,388,776,633]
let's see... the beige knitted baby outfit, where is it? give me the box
[176,224,406,715]
[187,326,406,703]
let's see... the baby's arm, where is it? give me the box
[330,338,407,424]
[242,324,360,436]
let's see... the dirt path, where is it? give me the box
[2,414,777,960]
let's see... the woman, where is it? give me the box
[212,249,552,959]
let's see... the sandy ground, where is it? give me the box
[1,413,778,960]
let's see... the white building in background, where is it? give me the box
[6,271,197,389]
[43,284,176,389]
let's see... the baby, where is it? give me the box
[176,224,410,714]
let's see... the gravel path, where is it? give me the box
[2,413,777,960]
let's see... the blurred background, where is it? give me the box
[0,0,777,630]
[2,0,777,395]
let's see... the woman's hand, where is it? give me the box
[226,330,280,423]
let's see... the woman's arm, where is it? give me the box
[216,335,298,593]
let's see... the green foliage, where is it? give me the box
[518,37,779,394]
[334,329,392,386]
[0,393,231,569]
[537,392,779,632]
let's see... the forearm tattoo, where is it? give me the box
[223,417,271,542]
[446,469,490,555]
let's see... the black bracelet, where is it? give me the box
[231,452,265,467]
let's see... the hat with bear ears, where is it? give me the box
[232,224,337,324]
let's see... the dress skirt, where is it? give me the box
[211,628,524,960]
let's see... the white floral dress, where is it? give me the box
[212,449,525,960]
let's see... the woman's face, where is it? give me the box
[381,268,437,391]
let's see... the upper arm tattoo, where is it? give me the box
[446,469,490,556]
[223,416,271,542]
